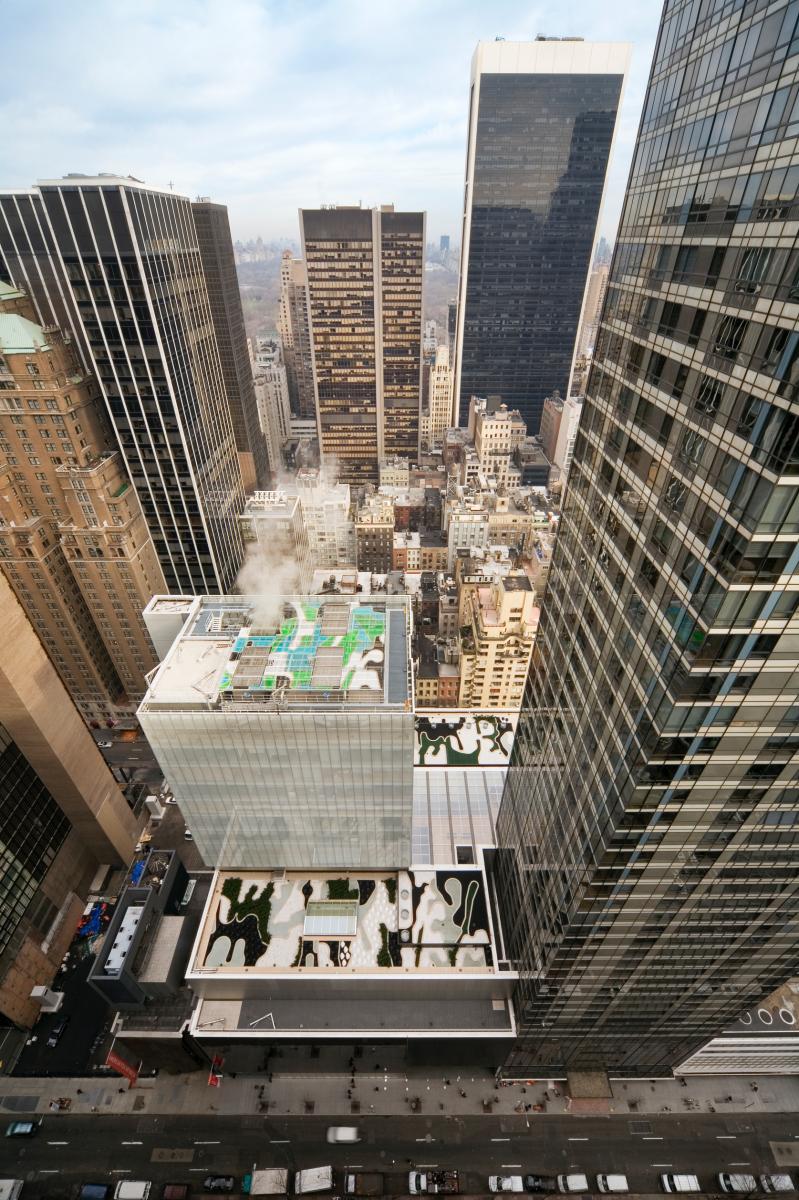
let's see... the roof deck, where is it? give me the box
[190,868,497,978]
[140,595,411,711]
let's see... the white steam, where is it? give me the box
[235,542,302,632]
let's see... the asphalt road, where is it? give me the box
[1,1112,797,1195]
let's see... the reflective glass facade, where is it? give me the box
[496,0,799,1075]
[0,180,245,594]
[0,723,69,974]
[455,44,626,433]
[192,201,270,492]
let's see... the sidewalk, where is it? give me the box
[1,1067,798,1119]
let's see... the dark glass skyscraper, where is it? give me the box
[496,0,799,1075]
[454,40,628,433]
[192,199,270,493]
[0,177,245,593]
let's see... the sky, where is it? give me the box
[2,0,662,246]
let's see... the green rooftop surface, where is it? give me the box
[220,599,386,695]
[0,312,50,354]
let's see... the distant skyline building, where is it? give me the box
[192,199,270,492]
[577,260,610,359]
[278,251,316,420]
[0,570,138,1027]
[496,0,799,1075]
[0,176,246,594]
[420,345,453,451]
[453,39,629,433]
[301,206,424,485]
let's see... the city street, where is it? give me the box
[1,1112,798,1194]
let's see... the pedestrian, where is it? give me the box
[374,1085,380,1092]
[76,1088,83,1095]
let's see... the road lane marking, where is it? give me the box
[651,1164,673,1168]
[643,1137,664,1141]
[270,1139,290,1144]
[730,1163,751,1166]
[491,1138,511,1142]
[717,1135,737,1139]
[110,1170,131,1174]
[122,1141,143,1145]
[568,1137,589,1141]
[40,1171,59,1175]
[47,1141,68,1145]
[194,1140,221,1145]
[501,1164,522,1168]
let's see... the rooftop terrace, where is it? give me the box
[140,595,410,711]
[190,868,496,977]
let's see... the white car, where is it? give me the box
[760,1178,795,1193]
[557,1178,589,1194]
[489,1179,524,1194]
[326,1125,360,1143]
[597,1177,628,1194]
[719,1176,757,1194]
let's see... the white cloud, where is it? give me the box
[1,0,661,242]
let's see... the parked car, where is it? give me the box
[203,1181,236,1195]
[161,1188,189,1200]
[327,1125,360,1143]
[660,1176,701,1194]
[96,740,113,748]
[79,1188,110,1200]
[409,1172,459,1195]
[597,1177,628,1194]
[5,1119,40,1137]
[46,1016,70,1047]
[489,1178,524,1193]
[557,1178,589,1194]
[524,1179,557,1194]
[183,829,194,842]
[719,1176,757,1194]
[760,1178,796,1193]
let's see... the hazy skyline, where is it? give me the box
[3,0,661,245]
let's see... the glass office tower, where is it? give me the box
[0,178,245,593]
[301,206,424,485]
[496,0,799,1075]
[454,40,629,433]
[192,200,270,493]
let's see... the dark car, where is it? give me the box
[46,1016,70,1048]
[525,1179,558,1194]
[79,1187,111,1200]
[5,1119,40,1137]
[162,1188,189,1200]
[203,1180,236,1194]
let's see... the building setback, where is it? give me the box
[454,39,629,434]
[301,206,424,484]
[192,199,270,492]
[0,571,139,1026]
[495,0,799,1076]
[0,177,246,594]
[0,281,162,720]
